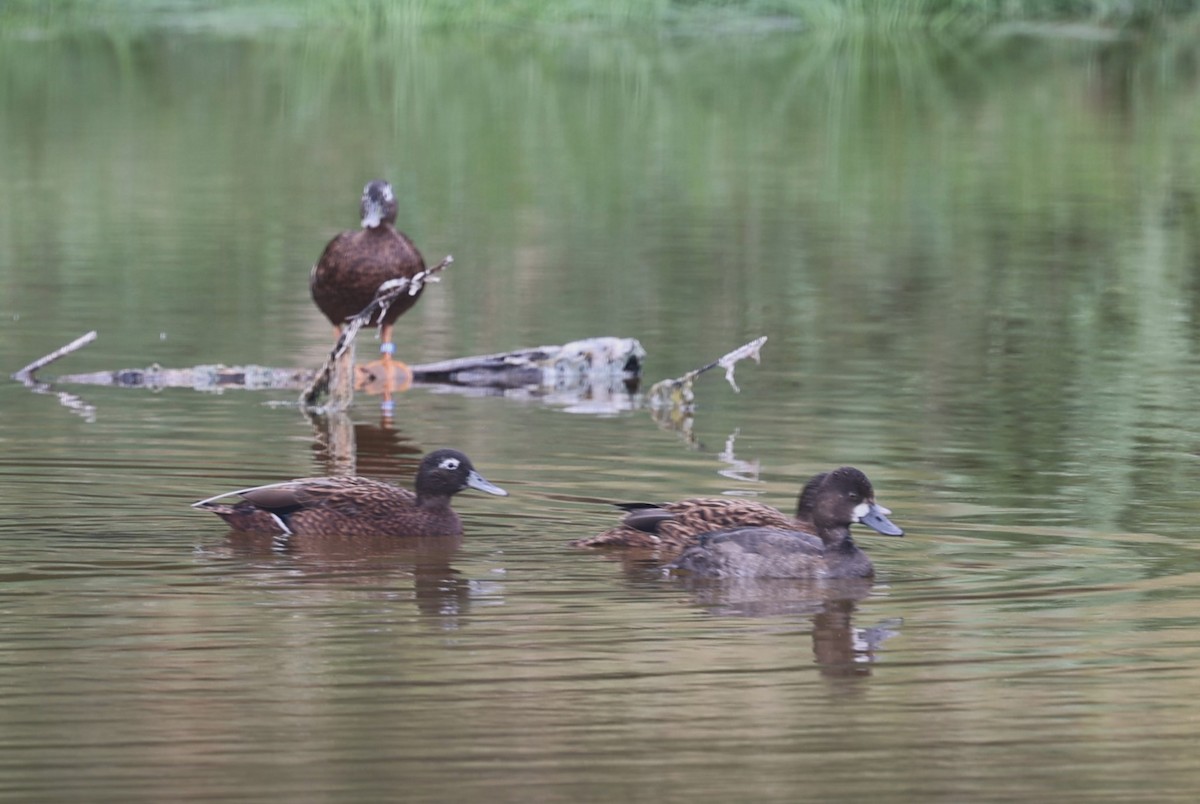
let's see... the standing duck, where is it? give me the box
[192,449,507,538]
[571,472,827,552]
[310,179,427,408]
[666,467,903,579]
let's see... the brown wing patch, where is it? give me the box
[574,496,803,551]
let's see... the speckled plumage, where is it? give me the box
[310,179,426,332]
[193,449,507,538]
[667,467,903,579]
[571,472,827,552]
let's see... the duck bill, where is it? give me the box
[466,470,508,497]
[858,502,904,536]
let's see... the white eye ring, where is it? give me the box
[439,457,461,471]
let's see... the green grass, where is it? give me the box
[4,0,1200,37]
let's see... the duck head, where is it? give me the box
[816,466,903,537]
[418,449,509,499]
[360,179,398,229]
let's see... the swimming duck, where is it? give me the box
[310,179,427,404]
[666,467,902,579]
[571,472,828,551]
[192,449,507,537]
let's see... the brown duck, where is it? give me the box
[192,449,507,537]
[310,179,426,401]
[571,472,828,552]
[667,467,903,579]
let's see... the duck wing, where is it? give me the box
[238,476,412,516]
[659,497,798,533]
[572,496,803,549]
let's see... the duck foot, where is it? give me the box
[355,359,414,397]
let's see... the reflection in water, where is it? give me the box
[217,530,476,629]
[5,17,1200,803]
[304,410,422,478]
[716,429,760,482]
[606,548,901,679]
[679,577,901,679]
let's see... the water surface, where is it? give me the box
[3,17,1200,802]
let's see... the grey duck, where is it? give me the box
[666,467,903,579]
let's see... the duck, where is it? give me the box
[571,472,828,551]
[192,449,507,537]
[309,179,427,405]
[666,467,903,579]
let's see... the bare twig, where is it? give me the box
[648,336,767,410]
[10,331,100,422]
[301,255,454,409]
[12,330,98,383]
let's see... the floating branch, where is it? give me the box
[11,331,101,422]
[11,330,98,383]
[411,337,644,389]
[715,336,767,393]
[56,364,313,391]
[14,329,764,437]
[648,336,767,411]
[19,332,643,397]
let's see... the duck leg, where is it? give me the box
[375,323,412,413]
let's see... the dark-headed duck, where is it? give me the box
[310,179,427,403]
[192,449,507,538]
[666,467,902,579]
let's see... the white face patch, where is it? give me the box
[852,501,871,522]
[439,457,461,471]
[381,184,394,202]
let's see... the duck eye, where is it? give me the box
[439,458,461,471]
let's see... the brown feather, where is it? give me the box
[310,181,426,333]
[311,226,426,329]
[574,472,829,553]
[194,450,505,538]
[574,496,808,552]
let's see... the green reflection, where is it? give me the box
[1,25,1200,531]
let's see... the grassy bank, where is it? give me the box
[4,0,1200,37]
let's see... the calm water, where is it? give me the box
[3,14,1200,802]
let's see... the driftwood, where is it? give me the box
[643,336,768,445]
[648,336,767,410]
[12,330,765,437]
[36,337,645,392]
[12,330,98,382]
[10,330,101,423]
[12,331,647,414]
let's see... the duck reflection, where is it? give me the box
[673,575,902,679]
[220,531,475,628]
[305,409,422,478]
[592,547,901,679]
